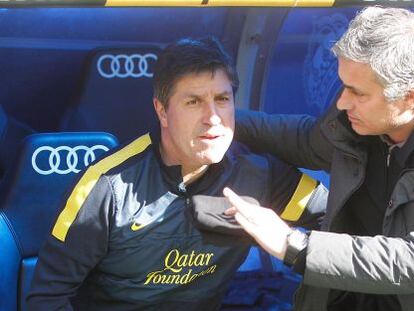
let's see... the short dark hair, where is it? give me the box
[153,37,239,107]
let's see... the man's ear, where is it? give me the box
[402,90,414,114]
[153,98,168,127]
[408,90,414,107]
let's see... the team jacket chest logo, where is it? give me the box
[144,249,217,285]
[129,192,177,231]
[131,222,143,231]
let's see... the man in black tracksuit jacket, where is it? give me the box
[27,37,327,311]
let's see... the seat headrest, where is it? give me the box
[94,48,158,80]
[62,47,161,142]
[0,132,118,256]
[0,106,35,179]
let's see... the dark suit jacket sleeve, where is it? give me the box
[235,108,334,172]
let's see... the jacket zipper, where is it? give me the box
[385,145,390,206]
[386,149,391,167]
[384,144,399,212]
[385,168,413,216]
[178,181,186,193]
[329,151,366,227]
[178,181,191,208]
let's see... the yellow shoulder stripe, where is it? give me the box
[280,173,317,222]
[52,133,152,242]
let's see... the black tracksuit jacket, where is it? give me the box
[27,132,327,311]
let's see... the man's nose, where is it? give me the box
[336,89,353,111]
[203,102,221,125]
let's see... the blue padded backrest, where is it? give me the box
[0,105,6,140]
[0,215,21,311]
[0,105,34,180]
[0,132,118,311]
[19,257,37,311]
[61,47,161,143]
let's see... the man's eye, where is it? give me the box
[218,97,229,102]
[186,99,198,105]
[351,90,363,97]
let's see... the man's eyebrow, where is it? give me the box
[343,84,362,93]
[183,90,232,99]
[215,91,232,97]
[183,93,202,100]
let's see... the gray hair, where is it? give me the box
[332,7,414,102]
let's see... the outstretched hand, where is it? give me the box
[223,187,292,260]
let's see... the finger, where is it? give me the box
[234,212,257,237]
[224,206,236,215]
[223,187,253,217]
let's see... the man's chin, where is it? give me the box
[198,151,227,165]
[351,124,372,136]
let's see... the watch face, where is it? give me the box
[291,230,309,248]
[288,230,309,253]
[284,230,309,266]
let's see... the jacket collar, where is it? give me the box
[321,105,414,169]
[390,132,414,168]
[320,105,368,162]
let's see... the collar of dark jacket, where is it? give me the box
[321,105,414,168]
[149,126,234,195]
[320,105,368,163]
[390,131,414,168]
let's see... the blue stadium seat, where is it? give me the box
[0,132,118,311]
[61,47,161,143]
[221,246,300,310]
[0,104,35,180]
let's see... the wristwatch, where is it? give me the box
[283,229,309,266]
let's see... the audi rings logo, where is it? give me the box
[32,145,109,175]
[97,53,157,79]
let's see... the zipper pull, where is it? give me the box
[385,144,394,167]
[178,181,186,193]
[386,144,399,167]
[386,150,391,167]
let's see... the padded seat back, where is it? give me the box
[61,47,161,142]
[0,105,34,179]
[0,132,118,311]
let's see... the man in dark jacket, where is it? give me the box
[226,6,414,311]
[27,37,327,310]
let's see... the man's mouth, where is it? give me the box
[199,134,222,140]
[347,114,359,123]
[199,135,220,140]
